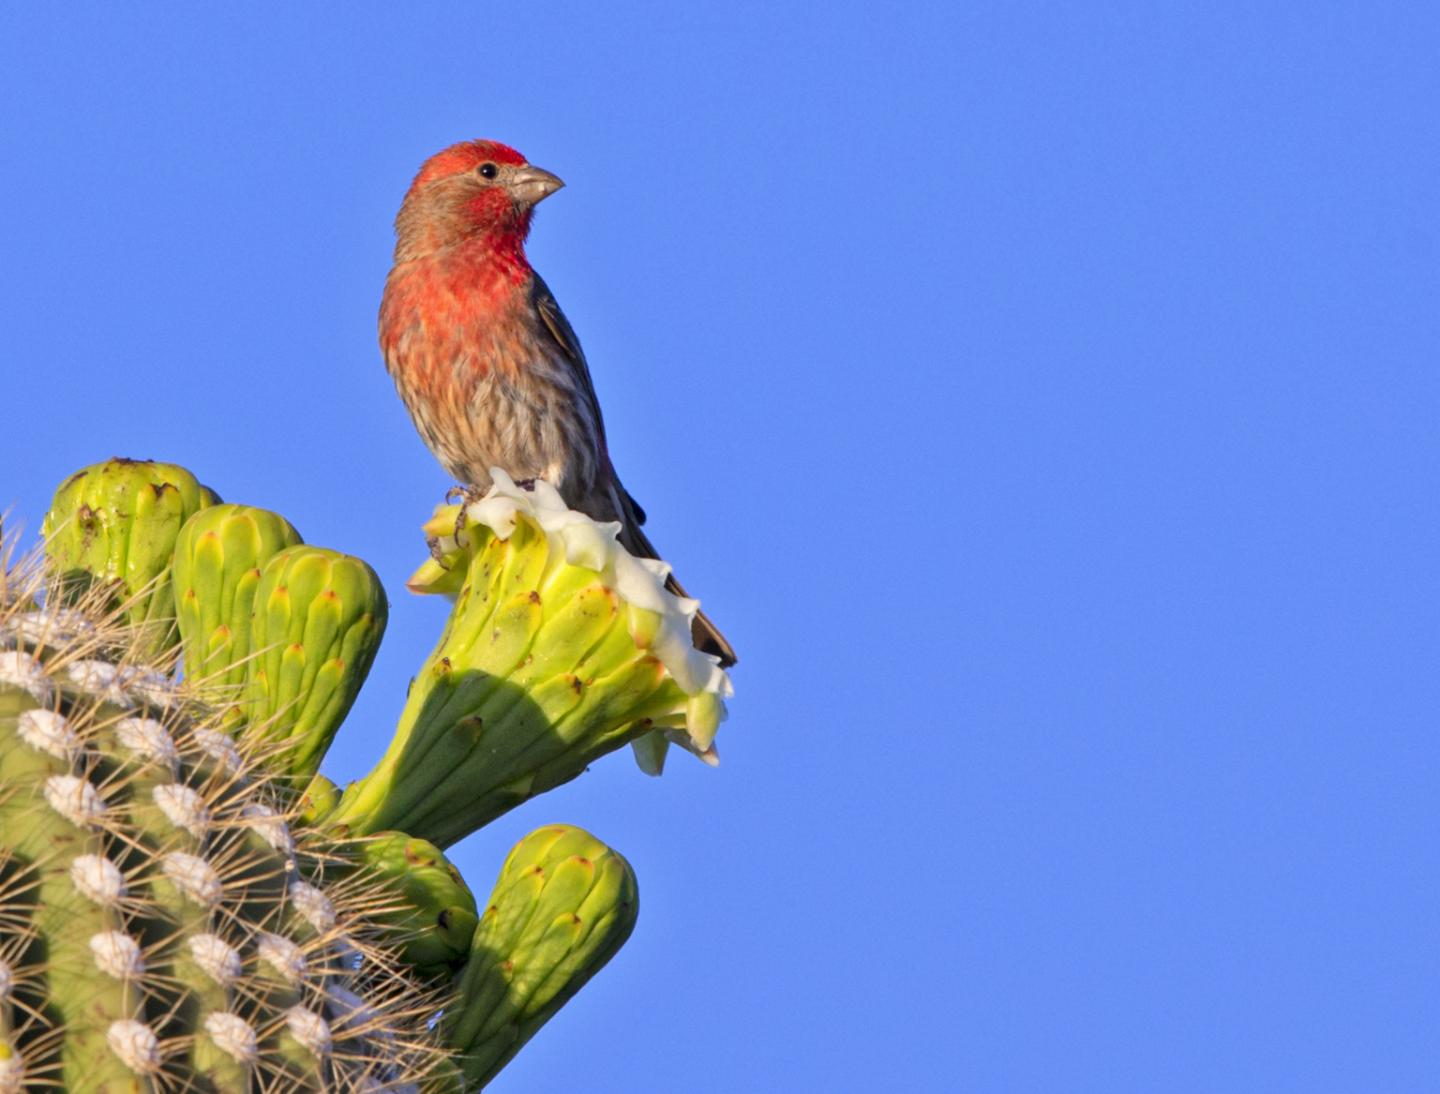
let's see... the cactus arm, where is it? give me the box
[444,825,639,1089]
[328,481,731,848]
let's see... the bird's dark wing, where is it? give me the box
[528,276,734,666]
[530,273,609,453]
[530,273,647,525]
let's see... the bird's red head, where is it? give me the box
[394,139,565,262]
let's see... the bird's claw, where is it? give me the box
[446,483,488,541]
[447,483,488,505]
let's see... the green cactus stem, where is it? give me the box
[0,564,445,1092]
[171,503,303,690]
[327,472,733,848]
[444,824,639,1089]
[41,458,220,653]
[245,545,387,782]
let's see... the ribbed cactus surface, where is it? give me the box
[0,570,443,1093]
[41,459,220,652]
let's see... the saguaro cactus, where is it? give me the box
[0,457,734,1091]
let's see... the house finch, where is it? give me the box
[379,140,736,667]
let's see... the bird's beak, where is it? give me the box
[509,165,565,207]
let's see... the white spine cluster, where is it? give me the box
[106,1019,161,1074]
[289,880,337,932]
[162,851,222,907]
[13,607,93,647]
[128,671,178,710]
[153,783,211,838]
[241,802,295,855]
[66,660,134,706]
[70,853,128,906]
[89,931,145,979]
[257,932,308,984]
[16,709,80,760]
[284,1006,333,1058]
[203,1011,259,1065]
[43,774,107,827]
[188,933,243,987]
[0,650,53,703]
[115,716,180,769]
[193,727,242,774]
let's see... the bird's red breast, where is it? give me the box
[381,239,534,389]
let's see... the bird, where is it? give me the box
[378,139,736,668]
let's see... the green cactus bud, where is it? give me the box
[445,824,639,1088]
[351,832,479,980]
[246,545,387,781]
[40,458,218,650]
[171,503,303,690]
[298,772,341,825]
[328,474,734,847]
[0,557,448,1092]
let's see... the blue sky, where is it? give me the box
[3,3,1437,1090]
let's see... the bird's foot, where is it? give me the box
[446,483,488,506]
[447,483,488,541]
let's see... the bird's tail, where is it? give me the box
[618,518,737,669]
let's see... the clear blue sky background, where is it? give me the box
[2,3,1435,1090]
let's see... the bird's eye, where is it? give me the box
[478,163,498,180]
